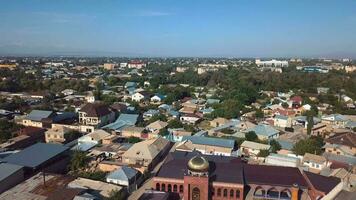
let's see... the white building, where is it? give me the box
[128,61,146,69]
[240,141,271,158]
[265,153,300,167]
[255,59,289,67]
[302,153,329,172]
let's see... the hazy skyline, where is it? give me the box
[1,0,356,58]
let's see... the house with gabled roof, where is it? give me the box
[245,124,280,140]
[324,132,356,156]
[79,103,115,128]
[122,137,170,172]
[22,110,55,128]
[106,166,142,192]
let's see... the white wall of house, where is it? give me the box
[131,93,145,102]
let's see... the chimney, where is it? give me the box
[291,183,299,200]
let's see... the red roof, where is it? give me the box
[291,96,303,103]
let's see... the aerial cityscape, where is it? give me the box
[0,1,355,200]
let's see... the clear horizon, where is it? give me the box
[1,0,356,58]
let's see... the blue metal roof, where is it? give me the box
[275,115,288,120]
[247,124,279,137]
[102,114,139,131]
[26,110,53,121]
[143,109,159,116]
[1,143,69,168]
[0,163,23,182]
[106,166,138,182]
[182,136,235,149]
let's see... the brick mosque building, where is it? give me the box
[152,151,341,200]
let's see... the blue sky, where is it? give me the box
[0,0,356,57]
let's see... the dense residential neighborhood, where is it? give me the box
[0,56,355,200]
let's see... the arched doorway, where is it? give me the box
[254,186,266,197]
[192,187,200,200]
[156,183,160,191]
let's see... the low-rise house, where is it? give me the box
[102,113,139,133]
[131,91,152,102]
[324,132,356,156]
[177,136,235,156]
[180,113,201,124]
[78,129,111,144]
[246,124,280,140]
[146,120,168,134]
[150,94,166,104]
[143,109,160,119]
[61,89,76,96]
[210,117,230,128]
[121,126,145,139]
[265,153,301,167]
[79,103,115,129]
[273,115,292,128]
[22,110,55,128]
[166,128,192,142]
[122,137,170,172]
[240,141,271,158]
[45,126,73,144]
[321,114,349,128]
[68,177,122,198]
[106,166,142,192]
[303,153,329,173]
[75,130,111,151]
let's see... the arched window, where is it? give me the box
[192,187,200,200]
[156,183,160,191]
[267,187,279,198]
[236,190,241,198]
[254,186,265,197]
[223,189,228,197]
[179,185,184,193]
[168,184,172,192]
[280,189,291,198]
[211,187,215,196]
[161,184,166,191]
[217,188,222,196]
[173,184,177,192]
[230,189,234,197]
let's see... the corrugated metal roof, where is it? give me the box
[182,136,234,149]
[106,166,138,182]
[2,143,69,168]
[246,124,279,137]
[26,110,53,121]
[0,163,23,182]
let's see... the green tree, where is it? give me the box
[106,189,128,200]
[292,136,324,155]
[70,150,89,172]
[245,131,258,142]
[306,114,314,135]
[127,136,141,143]
[257,149,270,157]
[0,119,22,142]
[159,128,169,136]
[148,114,167,124]
[255,109,264,119]
[269,139,282,153]
[167,119,183,128]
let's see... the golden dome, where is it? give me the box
[187,155,209,172]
